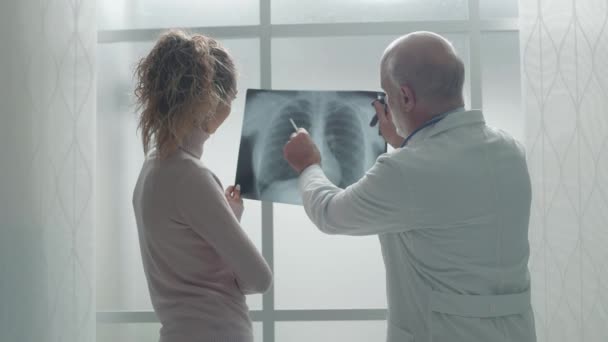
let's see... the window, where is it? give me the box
[96,1,521,341]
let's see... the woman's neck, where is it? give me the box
[179,128,210,159]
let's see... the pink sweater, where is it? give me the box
[132,129,272,342]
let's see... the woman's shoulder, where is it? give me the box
[169,154,222,190]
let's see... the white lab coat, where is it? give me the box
[298,110,536,342]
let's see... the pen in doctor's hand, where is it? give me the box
[289,118,299,132]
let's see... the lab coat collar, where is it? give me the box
[406,110,485,146]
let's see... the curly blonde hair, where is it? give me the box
[134,30,237,157]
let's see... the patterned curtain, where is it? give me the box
[0,1,96,342]
[520,0,608,341]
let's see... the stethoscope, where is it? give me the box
[399,109,457,148]
[370,93,463,148]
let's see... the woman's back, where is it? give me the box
[133,132,270,342]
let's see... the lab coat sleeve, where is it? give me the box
[298,154,407,235]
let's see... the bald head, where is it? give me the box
[382,32,465,106]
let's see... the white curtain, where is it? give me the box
[0,1,96,342]
[520,0,608,341]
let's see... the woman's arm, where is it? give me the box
[177,163,273,294]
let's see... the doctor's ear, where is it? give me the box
[400,85,416,110]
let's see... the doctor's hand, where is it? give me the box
[283,128,321,174]
[225,185,244,222]
[373,100,405,149]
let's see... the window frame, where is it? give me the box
[96,0,520,341]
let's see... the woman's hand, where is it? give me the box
[225,184,244,222]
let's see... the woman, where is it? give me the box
[132,30,272,342]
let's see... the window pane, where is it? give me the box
[274,204,387,309]
[97,323,160,342]
[96,39,262,312]
[97,322,263,342]
[271,35,471,119]
[480,32,523,142]
[98,0,259,30]
[480,0,519,18]
[276,321,387,342]
[272,0,468,24]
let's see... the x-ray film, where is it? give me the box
[235,89,387,205]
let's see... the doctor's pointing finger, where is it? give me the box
[283,128,322,174]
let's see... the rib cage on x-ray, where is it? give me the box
[236,89,386,205]
[257,99,313,195]
[324,101,366,187]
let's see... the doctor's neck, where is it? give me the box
[403,97,464,135]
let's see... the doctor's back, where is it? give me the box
[378,110,535,342]
[297,109,536,342]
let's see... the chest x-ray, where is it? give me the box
[235,89,387,205]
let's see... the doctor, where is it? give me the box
[283,32,536,342]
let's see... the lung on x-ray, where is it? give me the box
[235,89,387,205]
